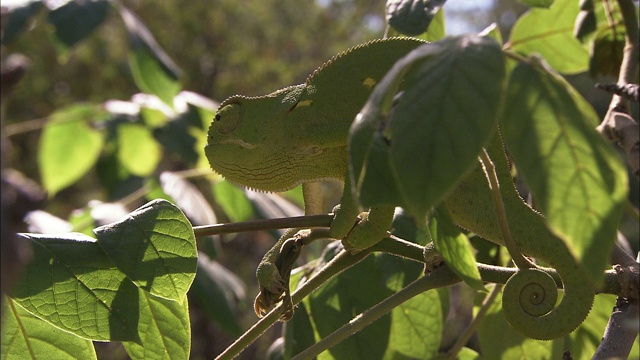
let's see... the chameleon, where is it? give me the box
[206,37,425,319]
[205,37,594,339]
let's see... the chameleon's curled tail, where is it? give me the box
[501,266,593,340]
[444,136,595,340]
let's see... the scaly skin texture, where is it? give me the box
[445,134,594,340]
[206,38,427,318]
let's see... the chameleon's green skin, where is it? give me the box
[206,38,426,318]
[445,135,594,340]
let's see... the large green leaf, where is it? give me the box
[47,0,111,52]
[122,290,191,360]
[500,57,627,284]
[508,0,588,74]
[9,233,140,342]
[117,122,162,177]
[350,35,505,219]
[94,199,197,302]
[1,296,97,360]
[119,6,182,104]
[38,104,106,196]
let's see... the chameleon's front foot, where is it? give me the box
[340,205,396,254]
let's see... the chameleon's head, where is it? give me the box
[206,85,345,192]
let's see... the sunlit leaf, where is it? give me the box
[117,122,162,177]
[122,290,191,360]
[9,233,140,342]
[427,208,484,291]
[95,199,197,302]
[1,296,97,359]
[509,0,588,74]
[38,104,106,196]
[500,57,627,284]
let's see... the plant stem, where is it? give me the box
[478,149,536,270]
[193,214,334,237]
[446,283,503,359]
[214,248,371,360]
[291,266,461,360]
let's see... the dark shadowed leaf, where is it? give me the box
[47,0,111,52]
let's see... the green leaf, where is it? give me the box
[519,0,554,8]
[9,233,141,342]
[308,255,393,359]
[351,35,505,219]
[94,199,197,302]
[589,23,625,78]
[385,288,444,358]
[213,181,254,223]
[285,301,317,358]
[47,0,111,52]
[500,58,627,284]
[386,0,445,37]
[509,0,589,74]
[117,122,162,177]
[427,208,485,291]
[567,294,616,359]
[119,6,182,104]
[38,104,106,196]
[1,296,97,359]
[122,290,191,360]
[476,290,561,359]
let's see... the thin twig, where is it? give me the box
[291,266,461,360]
[193,214,334,237]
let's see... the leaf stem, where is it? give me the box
[446,283,503,359]
[478,149,536,270]
[193,214,334,237]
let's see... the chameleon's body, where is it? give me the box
[206,37,594,339]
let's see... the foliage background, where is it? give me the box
[1,0,638,359]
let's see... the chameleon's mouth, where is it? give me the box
[213,139,257,149]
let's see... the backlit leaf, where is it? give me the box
[38,104,105,196]
[95,199,197,302]
[500,57,627,284]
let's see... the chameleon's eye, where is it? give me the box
[214,103,243,134]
